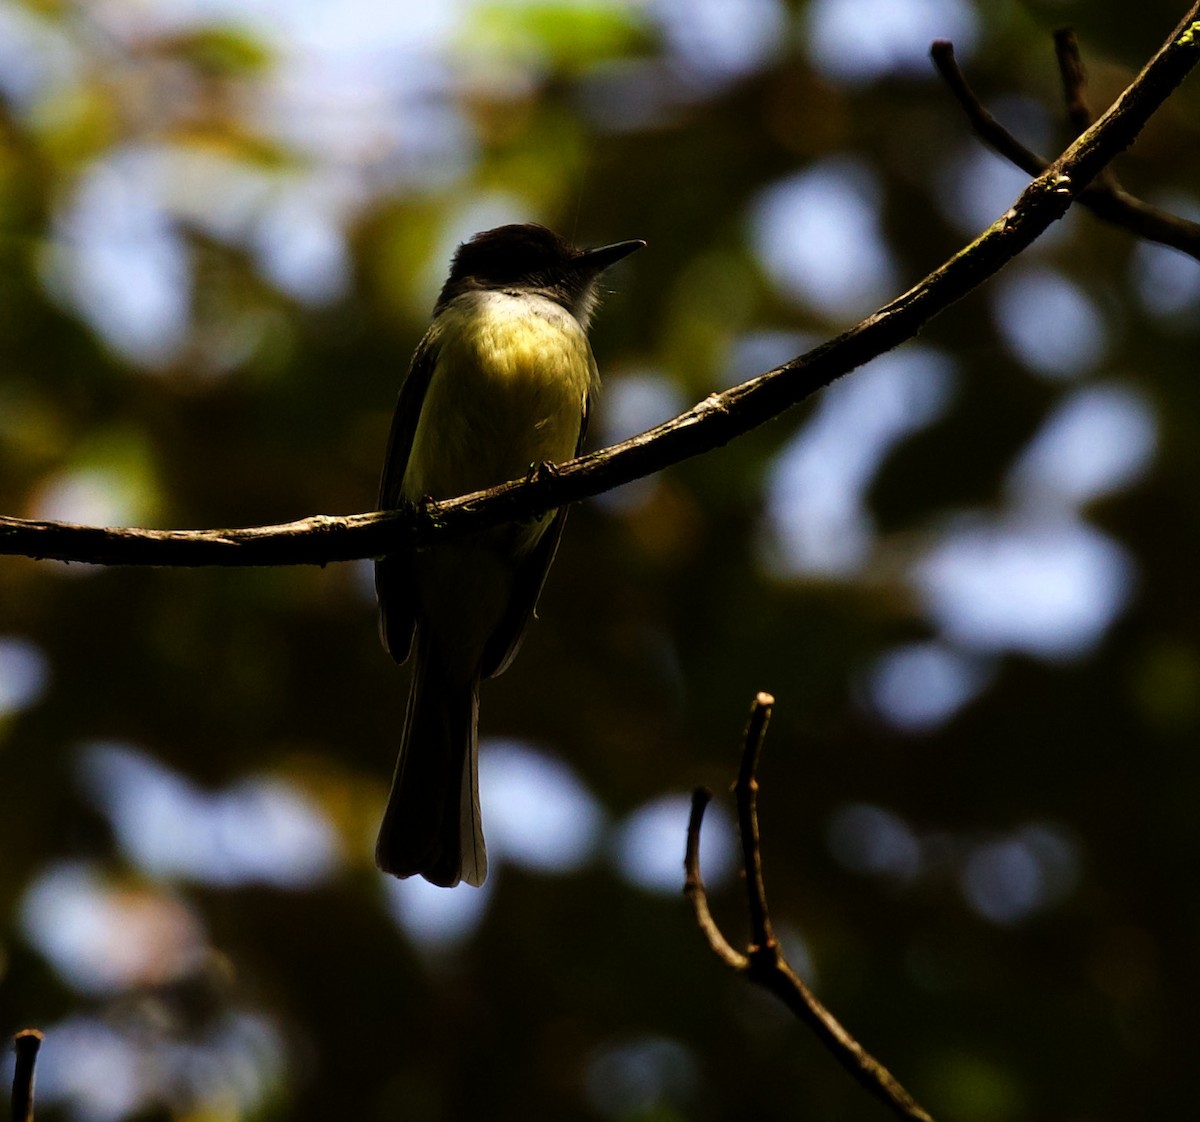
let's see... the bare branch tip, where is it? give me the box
[12,1029,44,1058]
[741,693,774,772]
[12,1029,44,1122]
[1052,25,1093,132]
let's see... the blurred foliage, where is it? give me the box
[1,1,1199,1121]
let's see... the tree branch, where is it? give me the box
[2,6,1199,569]
[932,29,1200,262]
[11,1030,43,1122]
[684,695,935,1122]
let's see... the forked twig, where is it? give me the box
[932,35,1200,262]
[685,694,935,1122]
[11,1030,43,1122]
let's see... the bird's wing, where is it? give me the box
[375,331,440,664]
[479,507,568,679]
[479,395,589,680]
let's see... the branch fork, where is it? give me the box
[932,26,1200,262]
[685,694,935,1122]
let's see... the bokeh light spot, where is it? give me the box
[764,348,955,576]
[1133,236,1200,318]
[750,157,897,319]
[81,742,340,887]
[915,515,1134,659]
[480,740,606,873]
[651,0,786,84]
[725,330,813,386]
[585,1034,700,1119]
[0,3,79,111]
[31,467,153,528]
[991,268,1107,379]
[827,803,922,883]
[806,0,979,83]
[614,793,735,893]
[48,146,190,368]
[862,642,993,732]
[20,863,206,994]
[598,371,686,445]
[1008,383,1156,511]
[384,872,494,950]
[26,1011,284,1122]
[0,636,50,716]
[594,371,685,512]
[961,825,1080,925]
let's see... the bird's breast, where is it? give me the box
[402,291,595,503]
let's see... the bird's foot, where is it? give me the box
[520,461,560,524]
[525,460,561,485]
[409,493,444,536]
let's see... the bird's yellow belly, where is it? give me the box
[401,291,593,506]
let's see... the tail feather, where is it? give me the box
[375,631,487,887]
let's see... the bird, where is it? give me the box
[374,223,644,887]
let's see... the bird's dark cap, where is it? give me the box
[448,223,644,284]
[438,223,644,318]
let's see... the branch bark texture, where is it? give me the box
[2,6,1199,569]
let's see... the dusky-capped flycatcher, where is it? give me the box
[375,223,644,887]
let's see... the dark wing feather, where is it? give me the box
[479,507,568,679]
[376,332,440,664]
[478,396,589,680]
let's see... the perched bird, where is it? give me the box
[375,223,644,887]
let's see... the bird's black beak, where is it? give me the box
[577,239,646,273]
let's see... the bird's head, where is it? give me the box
[438,223,644,326]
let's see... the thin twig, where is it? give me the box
[684,789,747,970]
[735,692,777,954]
[685,695,936,1122]
[11,1030,43,1122]
[932,34,1200,262]
[1054,28,1096,133]
[1,6,1200,568]
[929,40,1047,173]
[1053,28,1125,195]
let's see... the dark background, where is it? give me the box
[2,1,1198,1119]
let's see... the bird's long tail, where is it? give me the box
[375,629,486,887]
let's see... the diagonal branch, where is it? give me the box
[932,31,1200,262]
[1,6,1199,569]
[684,694,935,1122]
